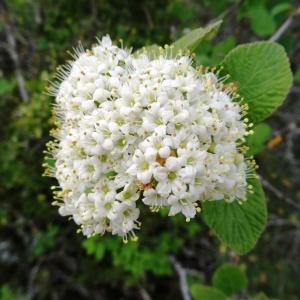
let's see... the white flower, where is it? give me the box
[142,188,168,208]
[168,191,197,219]
[153,161,186,197]
[47,35,250,240]
[109,202,140,238]
[116,183,140,203]
[126,149,157,184]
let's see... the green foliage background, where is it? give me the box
[0,0,299,299]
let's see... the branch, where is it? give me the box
[211,0,242,23]
[139,287,153,300]
[261,177,300,210]
[141,5,154,28]
[0,4,29,102]
[268,213,300,227]
[169,255,191,300]
[269,6,300,42]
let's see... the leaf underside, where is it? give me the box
[134,20,222,59]
[171,20,222,56]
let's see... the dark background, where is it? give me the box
[0,0,300,299]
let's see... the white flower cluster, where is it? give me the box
[47,36,250,241]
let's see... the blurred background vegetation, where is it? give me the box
[0,0,300,299]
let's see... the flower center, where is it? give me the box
[102,185,109,193]
[141,161,149,170]
[86,164,95,173]
[168,172,177,180]
[179,198,188,205]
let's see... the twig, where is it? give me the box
[169,255,191,300]
[285,125,300,165]
[261,177,300,210]
[269,6,300,42]
[141,5,154,28]
[291,86,300,94]
[292,226,300,256]
[211,0,242,23]
[268,213,300,227]
[27,256,45,298]
[33,2,42,25]
[185,268,204,277]
[0,3,29,102]
[139,287,153,300]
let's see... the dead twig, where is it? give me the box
[0,3,29,102]
[261,177,300,210]
[269,6,300,42]
[169,255,191,300]
[141,5,154,29]
[139,287,153,300]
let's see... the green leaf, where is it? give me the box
[190,284,227,300]
[0,78,17,95]
[251,293,269,300]
[31,225,59,258]
[213,37,236,59]
[223,42,292,123]
[134,21,222,60]
[251,292,280,300]
[82,236,106,261]
[294,69,300,83]
[0,285,29,300]
[247,4,276,37]
[212,263,248,296]
[202,177,267,254]
[167,0,197,22]
[171,20,222,56]
[104,170,117,179]
[271,3,292,16]
[246,123,272,156]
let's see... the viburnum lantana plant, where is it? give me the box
[44,21,292,253]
